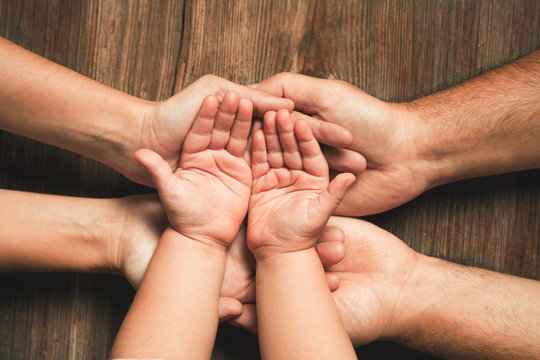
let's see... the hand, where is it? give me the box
[257,73,433,216]
[125,75,362,187]
[109,194,252,321]
[324,217,419,345]
[231,216,420,345]
[135,91,253,247]
[247,109,355,259]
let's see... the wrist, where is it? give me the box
[167,227,229,257]
[397,100,463,189]
[255,247,318,268]
[101,197,130,275]
[105,97,157,180]
[384,254,451,344]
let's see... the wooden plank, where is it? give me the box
[175,0,318,89]
[0,1,184,359]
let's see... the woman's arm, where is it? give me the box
[0,36,304,187]
[0,188,121,273]
[0,36,146,176]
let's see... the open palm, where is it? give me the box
[135,92,253,246]
[324,217,419,346]
[248,110,355,258]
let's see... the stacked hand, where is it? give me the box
[124,75,365,188]
[117,78,429,342]
[257,73,433,216]
[116,91,349,322]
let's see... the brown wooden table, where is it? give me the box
[0,1,538,359]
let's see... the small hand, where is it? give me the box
[257,73,431,216]
[135,91,253,246]
[247,109,355,259]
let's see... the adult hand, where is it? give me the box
[228,216,419,342]
[257,73,432,216]
[323,217,419,345]
[124,75,362,187]
[0,37,363,188]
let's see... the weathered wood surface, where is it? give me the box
[0,0,539,359]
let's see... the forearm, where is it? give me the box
[0,37,151,173]
[256,248,356,360]
[0,189,120,273]
[411,49,540,187]
[111,227,226,359]
[396,255,540,359]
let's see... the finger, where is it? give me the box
[227,303,258,334]
[226,97,253,157]
[209,91,240,150]
[256,73,355,146]
[325,272,341,292]
[257,72,329,114]
[317,242,345,268]
[295,119,328,177]
[276,109,303,170]
[248,95,293,118]
[182,95,219,154]
[198,75,293,117]
[291,111,353,148]
[263,111,284,168]
[319,173,356,213]
[319,225,346,243]
[317,226,346,268]
[251,129,269,179]
[328,172,356,202]
[322,146,367,173]
[218,297,243,322]
[134,149,175,193]
[245,119,262,161]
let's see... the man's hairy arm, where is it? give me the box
[396,255,540,359]
[413,49,540,187]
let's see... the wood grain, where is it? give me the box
[0,1,183,359]
[0,0,539,359]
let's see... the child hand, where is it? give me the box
[135,91,253,247]
[247,109,356,259]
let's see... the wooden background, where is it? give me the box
[0,0,539,359]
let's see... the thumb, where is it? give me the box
[319,173,356,213]
[134,149,174,194]
[227,303,258,334]
[218,297,244,322]
[257,73,329,114]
